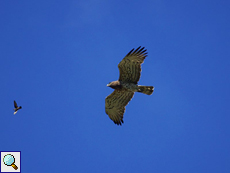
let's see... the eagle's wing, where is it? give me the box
[14,100,18,108]
[105,89,134,125]
[118,46,147,84]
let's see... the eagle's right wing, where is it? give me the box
[105,89,134,125]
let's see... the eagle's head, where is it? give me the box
[107,81,121,89]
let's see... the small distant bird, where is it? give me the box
[14,100,22,115]
[105,46,154,125]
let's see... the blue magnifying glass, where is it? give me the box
[3,154,18,170]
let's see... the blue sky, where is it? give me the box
[1,1,230,172]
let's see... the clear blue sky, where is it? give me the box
[1,1,230,172]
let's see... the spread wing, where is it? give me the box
[14,100,18,108]
[118,46,147,84]
[105,89,134,125]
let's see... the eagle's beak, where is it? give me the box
[106,84,110,87]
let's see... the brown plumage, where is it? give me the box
[105,46,154,125]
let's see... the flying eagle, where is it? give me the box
[14,100,22,114]
[105,46,154,125]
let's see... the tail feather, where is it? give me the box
[138,86,154,95]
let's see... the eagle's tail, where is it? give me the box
[137,85,154,95]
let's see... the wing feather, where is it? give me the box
[105,89,134,125]
[118,46,147,84]
[14,100,18,108]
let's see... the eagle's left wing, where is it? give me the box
[118,46,147,84]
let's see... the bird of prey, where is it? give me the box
[105,46,154,125]
[14,100,22,115]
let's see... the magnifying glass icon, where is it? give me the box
[3,154,18,170]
